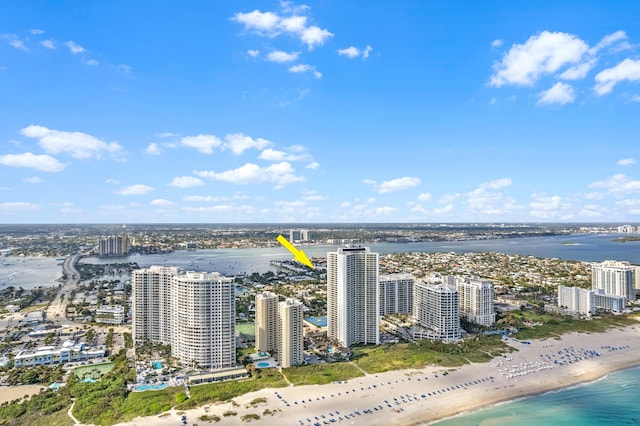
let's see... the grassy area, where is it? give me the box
[282,362,364,386]
[513,312,640,340]
[235,323,256,341]
[14,409,75,426]
[352,335,514,374]
[176,369,288,410]
[20,304,49,313]
[72,362,114,379]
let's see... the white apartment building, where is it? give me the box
[255,292,279,354]
[379,273,414,315]
[290,229,312,243]
[413,282,461,342]
[132,266,236,370]
[14,340,105,367]
[592,260,636,299]
[278,298,304,368]
[132,266,176,345]
[95,305,125,325]
[327,246,380,347]
[453,277,495,327]
[558,285,626,315]
[558,285,596,316]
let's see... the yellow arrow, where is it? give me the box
[276,234,314,269]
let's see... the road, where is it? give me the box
[46,254,83,328]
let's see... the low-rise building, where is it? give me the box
[95,305,125,325]
[13,340,105,367]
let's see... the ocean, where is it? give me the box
[430,365,640,425]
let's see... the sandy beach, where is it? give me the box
[0,384,44,404]
[114,323,640,426]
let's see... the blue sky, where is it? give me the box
[1,1,639,223]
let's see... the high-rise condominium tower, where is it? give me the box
[132,266,235,370]
[171,271,235,370]
[255,292,279,354]
[453,277,495,327]
[413,282,461,341]
[278,298,304,368]
[132,265,176,344]
[592,260,635,299]
[327,246,380,347]
[379,273,414,315]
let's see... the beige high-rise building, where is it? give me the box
[453,277,495,327]
[132,266,236,370]
[132,265,177,344]
[327,246,380,347]
[278,298,304,368]
[171,271,236,370]
[255,292,279,354]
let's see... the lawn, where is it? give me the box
[282,362,364,386]
[72,362,114,379]
[235,322,256,341]
[352,335,514,374]
[513,313,640,340]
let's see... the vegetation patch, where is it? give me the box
[199,414,221,423]
[177,369,287,410]
[353,335,513,374]
[241,413,260,422]
[282,362,364,385]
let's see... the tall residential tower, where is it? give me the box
[327,246,380,347]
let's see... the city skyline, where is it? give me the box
[1,2,640,223]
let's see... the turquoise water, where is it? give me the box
[134,383,168,391]
[305,316,328,327]
[256,362,270,367]
[430,365,640,425]
[152,361,162,370]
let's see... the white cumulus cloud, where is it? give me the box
[417,193,432,202]
[589,174,640,195]
[224,133,272,155]
[617,158,636,166]
[338,45,373,59]
[150,199,176,207]
[116,184,154,195]
[267,50,300,62]
[490,31,589,87]
[168,176,205,188]
[146,143,160,155]
[0,152,66,172]
[365,177,421,194]
[288,64,322,78]
[41,39,55,49]
[180,134,223,154]
[594,58,640,95]
[0,202,42,214]
[195,161,305,188]
[20,125,124,160]
[537,82,575,105]
[65,40,86,54]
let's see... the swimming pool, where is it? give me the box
[256,362,270,367]
[134,383,168,391]
[152,361,162,370]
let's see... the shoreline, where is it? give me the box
[116,322,640,426]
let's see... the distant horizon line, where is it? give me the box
[0,222,637,226]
